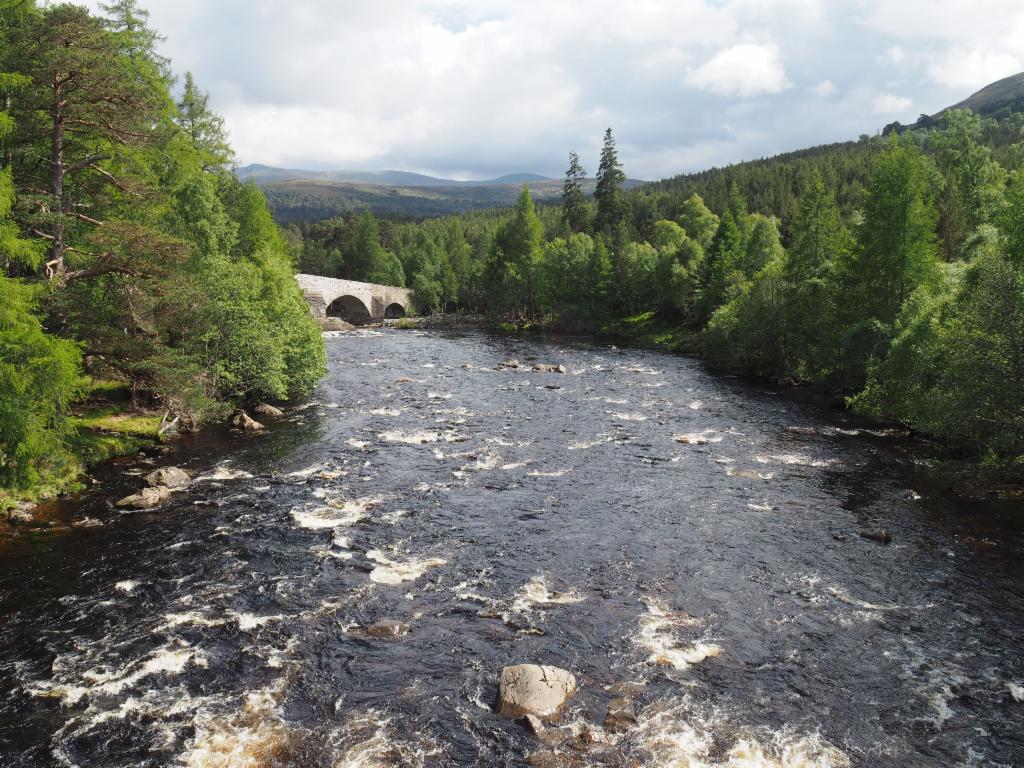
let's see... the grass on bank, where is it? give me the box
[597,312,701,353]
[69,378,163,465]
[0,379,163,512]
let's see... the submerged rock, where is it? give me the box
[520,713,546,737]
[253,403,285,418]
[145,466,191,489]
[230,410,265,431]
[606,681,645,698]
[603,697,636,732]
[861,529,893,545]
[498,664,577,721]
[365,618,410,637]
[116,485,172,510]
[71,517,103,529]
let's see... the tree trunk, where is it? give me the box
[48,76,65,276]
[3,91,11,168]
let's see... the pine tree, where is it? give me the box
[595,128,626,235]
[8,4,165,279]
[781,172,850,377]
[837,136,941,388]
[177,72,233,170]
[562,151,588,234]
[699,211,743,318]
[929,109,1006,260]
[849,136,941,327]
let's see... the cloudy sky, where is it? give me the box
[84,0,1024,180]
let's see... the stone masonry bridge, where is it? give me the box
[295,274,414,324]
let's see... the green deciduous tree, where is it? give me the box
[836,136,942,388]
[781,172,850,378]
[929,109,1006,260]
[485,186,543,319]
[676,193,719,250]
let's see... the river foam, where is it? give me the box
[366,549,447,585]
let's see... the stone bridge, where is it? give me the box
[294,274,414,324]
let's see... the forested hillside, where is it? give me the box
[258,174,645,222]
[296,115,1024,463]
[0,1,325,504]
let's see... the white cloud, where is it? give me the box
[872,93,912,114]
[686,42,792,97]
[926,48,1023,91]
[71,0,1024,180]
[810,79,836,97]
[857,0,1024,90]
[880,46,905,66]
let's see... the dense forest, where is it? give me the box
[0,1,325,503]
[295,117,1024,463]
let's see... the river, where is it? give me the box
[1,329,1023,767]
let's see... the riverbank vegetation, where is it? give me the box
[0,1,325,506]
[296,116,1024,466]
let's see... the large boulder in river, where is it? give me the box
[365,618,410,638]
[230,410,265,431]
[117,485,172,510]
[145,466,191,489]
[860,529,892,545]
[7,508,35,525]
[498,664,577,721]
[253,403,285,418]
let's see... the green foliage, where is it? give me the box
[703,256,788,377]
[562,151,589,234]
[676,194,719,249]
[539,233,608,324]
[700,210,745,318]
[780,172,850,378]
[0,277,83,488]
[485,186,543,319]
[595,128,626,235]
[835,137,942,388]
[929,109,1006,260]
[177,72,233,170]
[854,248,1024,455]
[0,2,325,500]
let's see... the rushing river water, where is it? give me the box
[2,329,1023,768]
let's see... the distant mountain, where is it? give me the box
[945,72,1024,117]
[236,164,554,189]
[256,176,645,223]
[884,71,1024,134]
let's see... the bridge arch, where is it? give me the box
[326,294,373,324]
[294,274,413,323]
